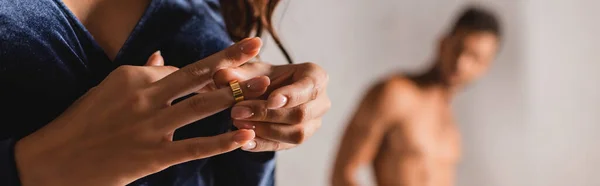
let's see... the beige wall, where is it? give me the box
[525,1,600,186]
[260,0,598,186]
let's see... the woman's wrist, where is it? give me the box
[14,132,80,186]
[14,137,50,186]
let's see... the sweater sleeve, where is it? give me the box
[0,139,22,186]
[208,122,276,186]
[210,149,276,186]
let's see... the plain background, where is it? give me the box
[259,0,600,186]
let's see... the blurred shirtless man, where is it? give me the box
[332,6,502,186]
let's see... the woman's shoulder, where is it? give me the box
[0,0,81,65]
[0,0,70,45]
[0,0,66,33]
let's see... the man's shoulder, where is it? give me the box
[370,75,419,102]
[363,75,419,114]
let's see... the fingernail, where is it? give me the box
[246,77,266,92]
[267,94,287,109]
[154,50,161,56]
[231,106,254,119]
[239,37,261,54]
[233,132,253,144]
[242,140,257,151]
[240,123,255,129]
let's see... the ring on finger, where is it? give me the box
[229,80,244,103]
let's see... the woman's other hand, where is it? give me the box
[14,38,268,186]
[214,60,331,152]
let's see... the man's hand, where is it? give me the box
[214,61,331,151]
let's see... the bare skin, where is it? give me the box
[332,30,499,186]
[62,0,148,60]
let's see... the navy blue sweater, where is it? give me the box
[0,0,275,185]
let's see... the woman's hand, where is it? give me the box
[14,38,268,186]
[213,61,331,152]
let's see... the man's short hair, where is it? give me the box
[450,5,502,37]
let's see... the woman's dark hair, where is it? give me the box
[220,0,293,64]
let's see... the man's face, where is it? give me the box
[438,30,499,86]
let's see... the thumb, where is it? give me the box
[145,51,164,66]
[162,130,256,165]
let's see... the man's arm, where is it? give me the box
[331,81,406,186]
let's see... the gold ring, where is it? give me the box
[229,80,244,103]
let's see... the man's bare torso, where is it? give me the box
[373,77,461,186]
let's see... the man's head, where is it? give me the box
[436,6,501,86]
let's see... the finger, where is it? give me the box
[267,63,328,109]
[192,63,269,94]
[240,137,296,152]
[145,51,164,66]
[139,65,179,85]
[139,51,178,84]
[230,95,330,124]
[150,37,262,103]
[266,77,318,109]
[212,62,272,88]
[194,82,218,94]
[163,129,256,165]
[156,76,270,132]
[233,119,321,144]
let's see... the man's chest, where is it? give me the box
[395,106,462,161]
